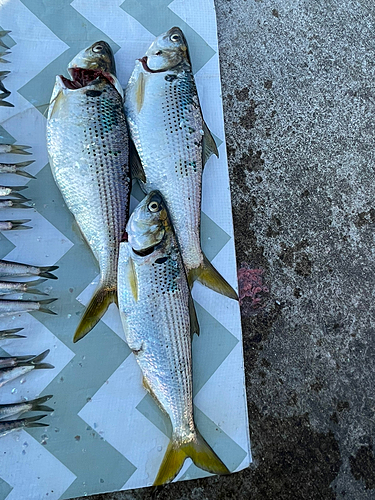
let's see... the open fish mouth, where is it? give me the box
[139,56,165,74]
[60,67,116,90]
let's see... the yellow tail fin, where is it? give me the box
[154,430,230,486]
[73,283,117,343]
[188,254,238,300]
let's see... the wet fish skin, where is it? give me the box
[0,327,25,340]
[0,395,53,421]
[0,349,54,388]
[0,298,57,317]
[47,41,130,342]
[0,260,58,279]
[0,219,32,231]
[125,27,237,300]
[118,191,229,485]
[0,415,48,437]
[0,278,47,296]
[0,144,32,155]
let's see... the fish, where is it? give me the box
[0,219,32,231]
[0,58,10,64]
[0,260,58,279]
[0,354,34,369]
[0,415,48,437]
[0,327,25,340]
[0,298,57,317]
[0,31,11,38]
[47,40,130,342]
[0,349,54,388]
[0,160,35,177]
[118,191,229,485]
[0,145,32,155]
[0,395,53,421]
[0,199,30,209]
[0,185,28,199]
[0,278,47,296]
[125,27,237,301]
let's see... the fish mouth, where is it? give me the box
[139,56,166,74]
[60,68,117,90]
[132,245,155,257]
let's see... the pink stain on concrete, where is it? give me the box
[238,263,269,313]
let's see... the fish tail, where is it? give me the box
[8,145,32,155]
[154,430,230,486]
[23,415,49,428]
[6,200,31,209]
[9,185,28,192]
[73,282,117,343]
[188,254,238,300]
[26,278,48,295]
[38,265,58,280]
[29,395,53,413]
[0,101,14,108]
[38,298,58,315]
[0,327,24,335]
[24,349,54,370]
[8,219,32,230]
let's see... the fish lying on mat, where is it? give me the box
[47,41,130,342]
[118,191,229,485]
[0,298,57,317]
[0,144,31,155]
[0,395,53,420]
[0,160,35,178]
[125,27,237,300]
[0,415,48,437]
[0,219,31,231]
[0,349,54,388]
[0,278,47,296]
[0,328,25,340]
[0,259,58,279]
[0,185,28,199]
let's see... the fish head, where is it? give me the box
[127,191,171,253]
[140,27,190,73]
[69,41,116,75]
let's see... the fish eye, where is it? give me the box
[155,50,163,56]
[92,44,103,53]
[170,34,180,42]
[148,201,159,212]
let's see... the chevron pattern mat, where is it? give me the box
[0,1,251,498]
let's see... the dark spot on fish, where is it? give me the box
[155,257,168,264]
[350,444,375,489]
[165,74,177,82]
[86,90,102,97]
[264,80,273,89]
[272,8,279,17]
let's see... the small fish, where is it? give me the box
[0,145,32,155]
[0,327,25,340]
[118,191,229,485]
[0,58,10,64]
[0,354,34,369]
[0,298,57,317]
[0,185,28,199]
[0,260,58,279]
[125,27,237,300]
[0,31,11,38]
[0,219,31,231]
[0,395,53,421]
[0,160,35,178]
[47,41,130,342]
[0,278,47,296]
[0,199,30,209]
[0,415,48,437]
[0,349,54,388]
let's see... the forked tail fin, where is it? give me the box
[154,429,230,486]
[73,282,117,343]
[188,254,238,300]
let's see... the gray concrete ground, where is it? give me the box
[80,0,375,498]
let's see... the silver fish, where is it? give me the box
[0,145,32,155]
[125,27,237,300]
[0,219,31,231]
[47,41,130,343]
[0,415,48,437]
[0,327,25,340]
[0,354,34,369]
[0,395,53,421]
[0,185,28,199]
[0,349,54,388]
[0,199,30,209]
[118,191,229,485]
[0,260,58,279]
[0,278,47,296]
[0,160,35,178]
[0,298,57,317]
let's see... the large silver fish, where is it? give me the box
[118,191,229,485]
[125,27,237,300]
[46,41,130,342]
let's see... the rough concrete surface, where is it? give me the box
[79,0,375,499]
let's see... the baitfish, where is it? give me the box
[0,260,58,279]
[0,349,54,388]
[0,298,57,317]
[0,219,31,231]
[0,395,53,420]
[0,415,48,437]
[0,160,35,178]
